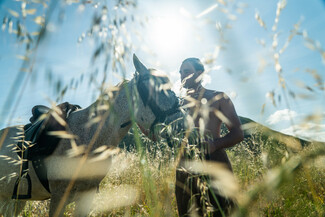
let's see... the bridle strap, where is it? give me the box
[120,121,132,128]
[147,99,179,132]
[136,74,179,132]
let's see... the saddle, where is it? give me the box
[12,102,80,199]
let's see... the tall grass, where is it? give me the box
[19,127,324,216]
[1,0,324,216]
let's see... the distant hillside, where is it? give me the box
[119,115,316,153]
[237,116,312,152]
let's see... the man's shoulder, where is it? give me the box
[204,89,226,100]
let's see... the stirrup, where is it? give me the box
[12,173,32,199]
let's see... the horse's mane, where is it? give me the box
[117,79,129,87]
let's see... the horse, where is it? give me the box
[0,54,179,217]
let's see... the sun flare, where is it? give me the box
[146,15,192,57]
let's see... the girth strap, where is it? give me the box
[32,158,50,193]
[12,150,32,199]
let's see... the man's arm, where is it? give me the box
[208,95,244,153]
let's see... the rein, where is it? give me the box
[136,73,179,132]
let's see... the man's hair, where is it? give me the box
[182,58,204,72]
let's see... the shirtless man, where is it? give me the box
[176,58,244,217]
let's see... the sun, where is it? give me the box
[146,15,192,58]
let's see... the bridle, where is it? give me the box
[136,73,179,132]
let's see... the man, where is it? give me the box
[176,58,244,216]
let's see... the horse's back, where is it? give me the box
[0,126,22,158]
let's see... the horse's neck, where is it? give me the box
[68,83,133,151]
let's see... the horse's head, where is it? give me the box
[132,54,179,137]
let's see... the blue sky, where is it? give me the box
[0,0,324,141]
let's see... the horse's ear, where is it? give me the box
[133,54,149,75]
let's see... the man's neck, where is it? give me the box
[186,84,205,98]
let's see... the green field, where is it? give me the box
[21,120,325,217]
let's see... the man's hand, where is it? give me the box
[204,94,244,155]
[206,126,244,154]
[206,139,217,154]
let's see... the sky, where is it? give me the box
[0,0,324,141]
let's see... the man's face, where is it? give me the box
[179,61,201,89]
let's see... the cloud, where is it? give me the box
[281,123,325,142]
[267,109,298,125]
